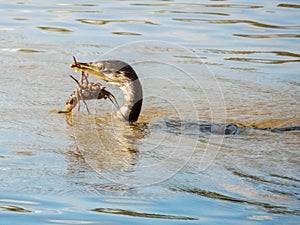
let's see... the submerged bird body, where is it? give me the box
[70,57,300,135]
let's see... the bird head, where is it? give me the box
[70,56,138,88]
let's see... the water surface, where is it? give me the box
[0,0,299,224]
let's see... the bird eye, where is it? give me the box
[115,70,122,77]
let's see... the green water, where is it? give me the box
[0,0,299,224]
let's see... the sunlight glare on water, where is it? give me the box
[0,0,299,224]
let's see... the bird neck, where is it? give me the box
[117,79,143,122]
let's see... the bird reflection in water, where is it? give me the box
[63,112,149,174]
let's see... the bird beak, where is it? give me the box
[70,56,109,81]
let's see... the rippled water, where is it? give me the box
[1,0,299,224]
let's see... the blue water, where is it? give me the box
[0,0,299,224]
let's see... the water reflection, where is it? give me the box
[0,198,37,213]
[56,3,98,7]
[18,48,45,53]
[225,56,300,64]
[234,33,300,39]
[132,3,263,8]
[174,187,299,215]
[92,207,198,220]
[0,205,34,213]
[37,26,73,33]
[112,31,142,36]
[77,19,159,25]
[277,3,300,9]
[62,109,204,187]
[173,18,300,29]
[154,10,230,16]
[199,49,300,65]
[68,113,147,173]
